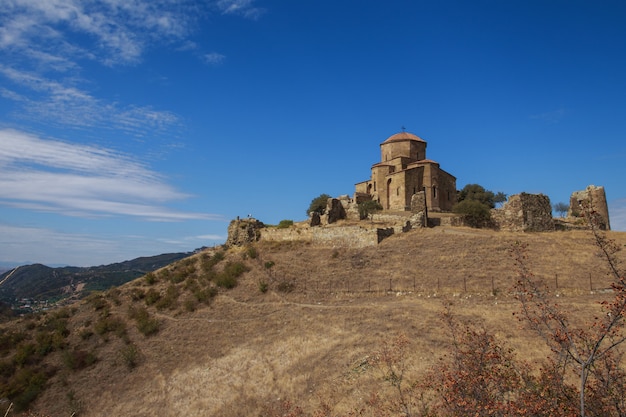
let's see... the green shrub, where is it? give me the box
[13,343,38,366]
[119,343,141,370]
[79,329,94,340]
[5,368,48,412]
[245,245,258,259]
[184,299,197,312]
[277,280,295,293]
[170,271,187,284]
[62,348,97,370]
[0,330,26,355]
[201,251,225,274]
[213,261,249,289]
[453,199,493,228]
[154,285,180,310]
[258,280,269,293]
[144,272,158,285]
[35,331,65,355]
[144,288,161,306]
[94,315,126,337]
[277,219,294,229]
[358,200,382,220]
[130,287,146,301]
[107,288,122,305]
[129,306,160,336]
[193,287,218,304]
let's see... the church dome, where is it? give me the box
[383,132,426,143]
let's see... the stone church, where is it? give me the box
[355,131,457,212]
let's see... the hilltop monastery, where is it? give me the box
[355,131,456,212]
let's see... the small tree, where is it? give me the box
[494,191,508,207]
[554,201,569,218]
[453,199,492,228]
[512,202,626,417]
[307,193,331,216]
[358,200,382,220]
[457,184,498,208]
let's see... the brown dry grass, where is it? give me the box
[3,226,626,416]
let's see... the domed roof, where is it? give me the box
[383,131,426,143]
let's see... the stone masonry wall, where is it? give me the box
[568,185,610,230]
[491,193,554,232]
[260,225,379,248]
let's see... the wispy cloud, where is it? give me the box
[204,52,226,65]
[0,65,180,133]
[216,0,265,20]
[0,0,264,133]
[0,129,221,221]
[0,0,196,67]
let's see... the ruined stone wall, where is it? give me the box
[491,193,555,232]
[225,218,265,246]
[568,185,610,230]
[260,225,379,248]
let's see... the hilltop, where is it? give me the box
[1,225,626,416]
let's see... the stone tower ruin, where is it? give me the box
[568,185,611,230]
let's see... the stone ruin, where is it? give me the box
[568,185,610,230]
[309,192,428,229]
[225,185,611,249]
[491,193,555,232]
[225,217,264,246]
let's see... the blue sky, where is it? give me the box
[1,0,625,266]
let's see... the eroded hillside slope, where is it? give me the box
[2,227,625,416]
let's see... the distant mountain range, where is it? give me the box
[0,252,194,310]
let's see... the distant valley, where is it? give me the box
[0,251,196,312]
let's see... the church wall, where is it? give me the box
[403,167,424,210]
[371,165,389,207]
[385,172,407,211]
[436,169,457,211]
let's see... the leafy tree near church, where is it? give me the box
[358,200,383,220]
[457,183,499,208]
[453,184,504,228]
[307,193,331,216]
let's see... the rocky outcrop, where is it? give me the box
[326,198,347,224]
[310,212,321,226]
[226,218,265,246]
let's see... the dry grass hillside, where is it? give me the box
[2,225,626,416]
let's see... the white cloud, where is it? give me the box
[0,129,221,221]
[204,52,226,65]
[0,65,180,133]
[0,0,196,66]
[216,0,265,20]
